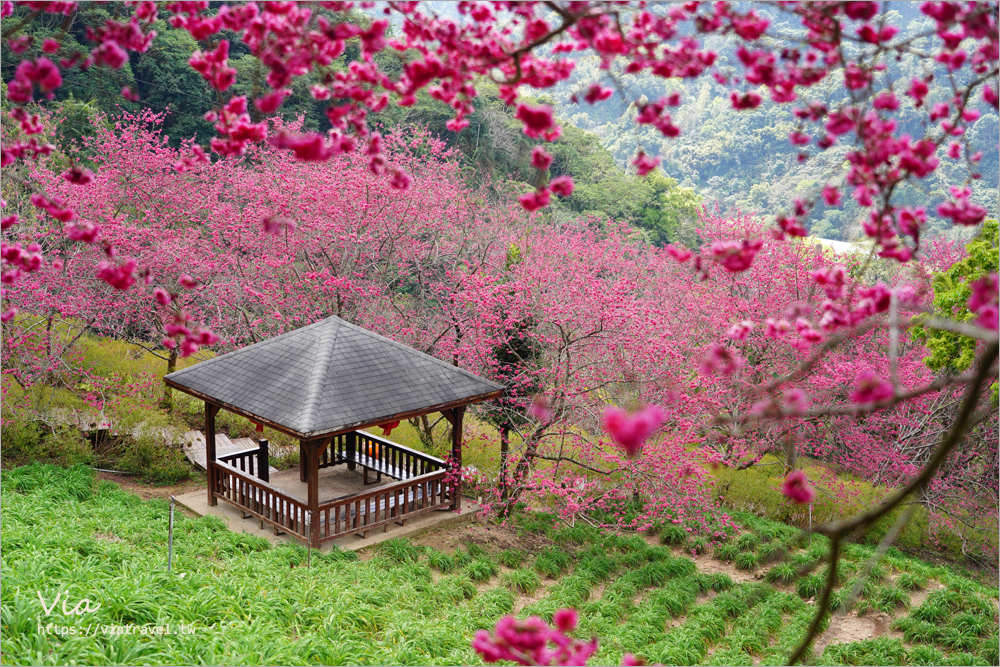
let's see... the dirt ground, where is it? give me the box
[411,520,553,556]
[96,470,203,502]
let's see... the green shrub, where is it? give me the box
[908,645,946,666]
[765,563,797,585]
[146,449,191,485]
[822,637,908,666]
[435,575,477,602]
[857,584,909,615]
[2,462,95,501]
[425,549,455,573]
[953,612,991,637]
[453,550,474,568]
[790,551,818,570]
[554,525,597,545]
[913,600,952,624]
[465,559,499,583]
[940,626,980,652]
[376,538,420,563]
[757,541,786,564]
[735,551,759,572]
[715,543,740,562]
[796,573,823,599]
[894,618,943,644]
[535,547,572,578]
[736,532,761,552]
[576,554,616,583]
[0,419,44,458]
[498,549,526,569]
[698,572,734,592]
[1,421,94,467]
[980,633,999,666]
[463,541,488,559]
[659,523,688,546]
[897,571,927,591]
[549,576,592,608]
[500,568,541,595]
[514,511,556,536]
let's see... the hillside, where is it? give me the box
[2,465,997,666]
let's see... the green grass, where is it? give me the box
[534,546,573,578]
[735,551,760,572]
[765,562,798,585]
[2,463,997,667]
[500,568,541,595]
[497,549,526,569]
[465,559,499,583]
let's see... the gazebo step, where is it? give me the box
[183,430,277,475]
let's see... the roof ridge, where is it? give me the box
[165,319,327,380]
[335,317,504,388]
[299,318,341,433]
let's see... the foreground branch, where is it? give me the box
[786,342,998,665]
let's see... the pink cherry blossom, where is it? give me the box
[849,371,895,405]
[781,470,815,504]
[519,188,551,212]
[727,320,754,341]
[665,244,692,263]
[701,342,745,376]
[601,405,666,458]
[968,274,999,330]
[549,176,574,197]
[529,395,553,423]
[822,184,842,206]
[631,151,661,176]
[153,287,172,306]
[531,146,553,171]
[514,103,555,139]
[583,84,613,104]
[709,239,763,272]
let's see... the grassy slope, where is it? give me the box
[3,321,994,567]
[2,464,997,667]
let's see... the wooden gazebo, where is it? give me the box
[164,316,503,547]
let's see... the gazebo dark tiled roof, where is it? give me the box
[164,316,503,438]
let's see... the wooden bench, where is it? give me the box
[351,451,409,485]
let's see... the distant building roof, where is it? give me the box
[164,316,504,438]
[812,237,872,255]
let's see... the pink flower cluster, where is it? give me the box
[968,274,999,330]
[473,609,597,666]
[601,405,666,458]
[781,470,815,504]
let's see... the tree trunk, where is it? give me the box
[162,347,177,410]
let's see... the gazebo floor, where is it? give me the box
[172,465,481,551]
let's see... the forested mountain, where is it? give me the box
[547,2,998,241]
[2,2,995,246]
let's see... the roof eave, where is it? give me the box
[164,377,504,441]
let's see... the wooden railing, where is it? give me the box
[211,432,452,546]
[213,461,308,540]
[218,440,269,483]
[317,430,445,480]
[315,469,452,542]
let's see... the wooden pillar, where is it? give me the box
[205,402,220,506]
[346,431,357,470]
[257,439,269,483]
[451,406,465,512]
[307,439,320,547]
[299,439,308,483]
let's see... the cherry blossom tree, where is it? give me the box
[2,2,998,664]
